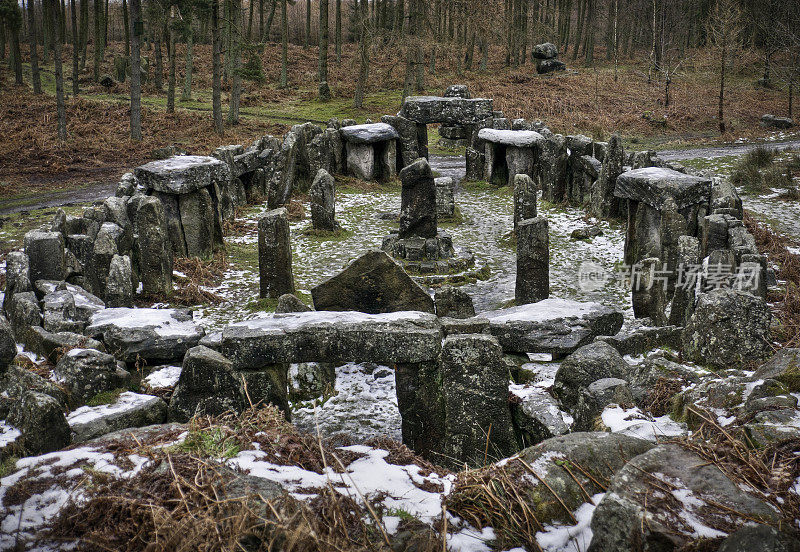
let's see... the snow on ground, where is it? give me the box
[600,405,687,441]
[292,363,402,442]
[0,420,21,448]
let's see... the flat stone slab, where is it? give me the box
[67,391,167,443]
[614,167,712,210]
[483,298,624,355]
[86,308,205,362]
[134,155,231,195]
[477,129,544,147]
[340,123,400,144]
[35,280,105,319]
[221,311,442,368]
[398,96,494,125]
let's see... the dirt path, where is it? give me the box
[658,139,800,161]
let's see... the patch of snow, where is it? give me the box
[670,487,728,539]
[143,365,182,389]
[446,525,496,552]
[536,493,604,552]
[67,392,160,426]
[483,298,608,323]
[601,405,687,441]
[0,421,21,448]
[87,307,201,338]
[230,310,434,332]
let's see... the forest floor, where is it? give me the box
[0,39,798,203]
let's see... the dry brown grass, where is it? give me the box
[744,212,800,348]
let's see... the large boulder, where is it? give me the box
[134,155,230,194]
[8,391,71,455]
[2,251,32,315]
[434,286,475,319]
[682,289,772,368]
[67,391,167,442]
[531,42,558,59]
[717,525,800,552]
[398,158,438,240]
[24,230,66,283]
[258,207,295,299]
[309,169,339,231]
[135,196,173,297]
[752,348,800,392]
[168,345,245,422]
[54,348,132,405]
[0,316,15,373]
[553,341,630,411]
[311,251,434,314]
[588,444,779,552]
[447,433,654,537]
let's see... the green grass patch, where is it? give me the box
[175,427,241,459]
[438,206,465,227]
[299,226,356,240]
[0,456,19,478]
[86,388,125,407]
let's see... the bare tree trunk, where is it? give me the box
[181,19,193,100]
[353,14,370,108]
[263,0,276,41]
[304,0,310,47]
[9,12,23,84]
[279,0,287,87]
[49,0,67,139]
[130,0,142,139]
[167,6,176,112]
[335,0,341,61]
[227,0,241,123]
[93,0,102,81]
[318,0,330,100]
[718,39,726,133]
[79,0,88,67]
[153,13,163,89]
[71,0,79,94]
[122,0,129,56]
[28,0,43,93]
[212,0,223,133]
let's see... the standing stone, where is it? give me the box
[309,169,339,231]
[24,230,66,283]
[659,196,688,294]
[0,315,15,373]
[8,391,71,455]
[106,255,133,308]
[440,334,517,469]
[54,348,131,405]
[136,196,173,297]
[346,143,376,180]
[91,223,122,298]
[434,286,476,319]
[513,174,537,231]
[633,257,668,325]
[152,191,188,257]
[591,133,624,218]
[399,158,437,239]
[435,177,456,218]
[2,251,32,316]
[258,208,295,299]
[516,217,550,305]
[540,133,569,203]
[669,236,700,327]
[178,188,216,259]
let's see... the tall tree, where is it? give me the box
[48,0,67,139]
[227,0,242,123]
[353,0,370,108]
[79,0,88,67]
[334,0,340,61]
[707,0,741,134]
[279,0,287,87]
[70,0,79,94]
[122,0,130,56]
[93,0,103,81]
[166,5,176,112]
[304,0,309,47]
[211,0,223,132]
[181,2,194,101]
[130,0,142,139]
[318,0,330,100]
[1,0,24,84]
[27,0,42,93]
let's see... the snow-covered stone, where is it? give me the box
[614,167,712,210]
[67,392,167,442]
[477,128,544,147]
[340,123,399,144]
[134,155,231,194]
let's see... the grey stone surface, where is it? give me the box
[752,348,800,390]
[0,315,15,373]
[54,348,131,405]
[511,388,570,447]
[310,169,339,231]
[484,298,624,355]
[516,217,549,305]
[2,251,32,316]
[435,177,456,218]
[134,155,231,194]
[440,334,517,468]
[434,286,475,319]
[275,294,312,313]
[178,187,216,259]
[8,291,42,346]
[760,114,795,129]
[258,208,295,299]
[135,196,173,297]
[614,167,712,210]
[591,134,624,218]
[553,341,630,411]
[26,327,104,363]
[513,174,537,230]
[443,84,471,98]
[221,310,442,367]
[477,128,544,147]
[399,158,438,239]
[0,364,68,410]
[24,230,66,283]
[536,58,567,73]
[168,345,245,422]
[717,525,800,552]
[588,444,778,552]
[346,142,376,180]
[86,307,205,363]
[398,96,494,125]
[683,289,772,368]
[573,377,634,430]
[311,250,435,314]
[531,42,558,59]
[381,115,426,169]
[8,391,71,455]
[69,392,167,443]
[105,255,133,308]
[340,122,399,144]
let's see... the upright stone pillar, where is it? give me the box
[136,196,173,297]
[395,361,446,460]
[310,169,339,231]
[24,231,66,283]
[513,174,538,231]
[258,207,295,298]
[399,158,437,239]
[633,257,668,325]
[440,334,517,469]
[516,217,550,304]
[669,236,700,327]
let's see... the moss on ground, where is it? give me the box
[86,388,125,407]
